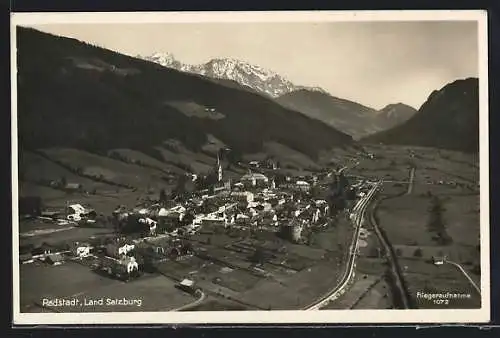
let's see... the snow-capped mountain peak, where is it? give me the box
[138,52,328,98]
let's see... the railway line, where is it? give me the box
[303,182,380,310]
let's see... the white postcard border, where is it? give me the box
[10,10,490,325]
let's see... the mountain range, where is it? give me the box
[363,77,479,153]
[276,91,418,139]
[138,52,418,138]
[137,52,329,98]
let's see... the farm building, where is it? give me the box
[45,253,65,266]
[66,203,96,221]
[64,183,83,192]
[176,278,198,294]
[95,256,140,279]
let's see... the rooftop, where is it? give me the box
[241,173,269,181]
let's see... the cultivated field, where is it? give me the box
[356,145,481,309]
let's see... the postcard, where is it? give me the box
[11,10,489,325]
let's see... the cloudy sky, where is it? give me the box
[27,21,478,110]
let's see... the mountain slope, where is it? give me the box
[362,78,479,153]
[275,90,379,139]
[276,91,418,139]
[16,27,353,168]
[138,52,328,98]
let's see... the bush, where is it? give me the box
[413,248,423,258]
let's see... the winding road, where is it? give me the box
[445,259,481,295]
[171,289,207,311]
[303,182,380,310]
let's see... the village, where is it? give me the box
[18,154,364,305]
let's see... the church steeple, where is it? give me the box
[217,152,223,182]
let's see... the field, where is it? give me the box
[19,151,117,193]
[20,261,194,313]
[155,217,354,310]
[42,148,173,191]
[315,145,482,310]
[323,274,385,309]
[358,145,481,309]
[19,222,115,248]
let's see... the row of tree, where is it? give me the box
[427,195,453,245]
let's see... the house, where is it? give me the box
[138,217,158,236]
[235,213,251,225]
[249,161,260,168]
[64,183,83,192]
[279,220,303,243]
[45,253,65,266]
[176,278,198,294]
[432,256,446,265]
[97,256,139,278]
[32,243,53,256]
[118,244,135,256]
[120,256,139,274]
[72,242,93,257]
[201,212,228,228]
[41,210,62,219]
[76,245,92,258]
[241,173,269,188]
[105,242,135,258]
[66,203,96,221]
[295,180,311,192]
[231,191,254,205]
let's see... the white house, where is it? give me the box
[118,244,135,256]
[120,256,139,274]
[76,245,92,258]
[295,180,311,192]
[66,203,94,221]
[138,217,158,236]
[231,191,255,204]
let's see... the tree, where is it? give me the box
[181,211,195,227]
[250,248,266,265]
[413,248,423,258]
[171,175,187,199]
[427,196,452,245]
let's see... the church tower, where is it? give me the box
[217,153,223,182]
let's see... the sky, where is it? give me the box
[26,21,479,110]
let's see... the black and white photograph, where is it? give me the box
[11,10,489,325]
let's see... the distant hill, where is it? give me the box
[276,89,416,139]
[16,27,353,169]
[362,78,479,153]
[375,103,418,130]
